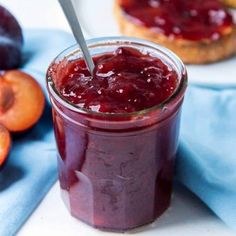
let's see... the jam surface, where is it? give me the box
[58,47,178,113]
[119,0,233,41]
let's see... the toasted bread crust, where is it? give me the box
[114,0,236,64]
[221,0,236,8]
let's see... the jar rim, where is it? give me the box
[47,36,187,118]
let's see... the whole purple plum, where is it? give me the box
[0,5,23,69]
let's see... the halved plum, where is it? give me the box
[0,124,11,166]
[0,70,45,132]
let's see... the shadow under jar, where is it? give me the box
[46,37,187,232]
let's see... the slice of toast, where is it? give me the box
[221,0,236,8]
[114,0,236,64]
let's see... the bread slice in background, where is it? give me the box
[221,0,236,8]
[114,0,236,64]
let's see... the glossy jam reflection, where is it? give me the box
[48,44,186,231]
[119,0,233,41]
[58,47,178,113]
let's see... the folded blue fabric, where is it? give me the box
[0,29,75,236]
[177,86,236,231]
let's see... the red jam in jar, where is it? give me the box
[59,47,179,113]
[47,38,187,232]
[119,0,233,41]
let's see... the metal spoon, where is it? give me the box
[58,0,95,74]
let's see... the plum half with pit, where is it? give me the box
[0,5,23,69]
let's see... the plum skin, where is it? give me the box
[0,5,23,70]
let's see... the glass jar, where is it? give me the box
[46,37,187,232]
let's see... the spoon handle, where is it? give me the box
[58,0,95,74]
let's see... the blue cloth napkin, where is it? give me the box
[0,29,75,236]
[177,86,236,231]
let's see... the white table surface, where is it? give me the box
[1,0,235,235]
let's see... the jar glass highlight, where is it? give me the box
[46,37,187,232]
